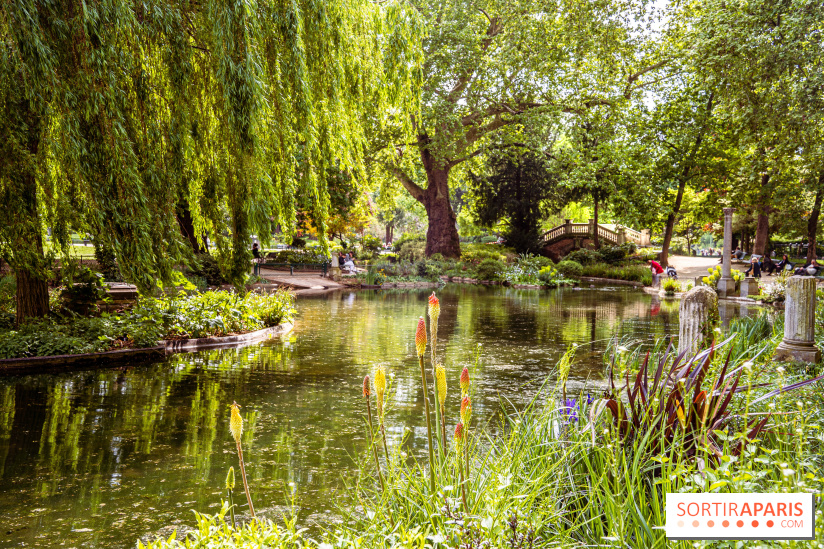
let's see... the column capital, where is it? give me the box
[723,207,736,216]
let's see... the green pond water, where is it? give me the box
[0,285,756,547]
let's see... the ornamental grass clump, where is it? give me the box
[229,402,255,519]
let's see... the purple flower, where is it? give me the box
[561,398,579,422]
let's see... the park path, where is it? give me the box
[668,255,721,281]
[258,267,345,292]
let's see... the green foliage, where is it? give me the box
[564,248,604,265]
[59,267,108,315]
[475,259,505,282]
[556,260,583,279]
[94,244,122,282]
[580,264,653,285]
[360,234,383,254]
[0,290,295,359]
[397,240,427,262]
[635,248,660,261]
[191,254,228,287]
[662,277,682,295]
[459,243,514,265]
[702,266,744,290]
[0,275,15,320]
[262,250,327,265]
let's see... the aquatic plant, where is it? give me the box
[415,316,437,491]
[374,365,390,459]
[454,422,468,512]
[428,293,445,452]
[229,402,255,518]
[662,277,681,295]
[362,375,385,491]
[225,467,236,529]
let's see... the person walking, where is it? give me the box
[649,260,664,288]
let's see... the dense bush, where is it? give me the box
[263,250,326,264]
[475,258,505,281]
[598,245,628,264]
[460,242,513,264]
[0,290,295,359]
[192,253,228,286]
[580,263,653,285]
[94,244,122,282]
[397,240,426,262]
[564,248,604,265]
[635,248,659,261]
[556,260,583,279]
[59,267,108,315]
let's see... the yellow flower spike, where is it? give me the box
[363,375,371,398]
[428,293,440,322]
[461,396,472,427]
[415,317,427,357]
[460,367,470,396]
[226,466,235,491]
[230,402,243,443]
[435,363,446,408]
[375,367,386,417]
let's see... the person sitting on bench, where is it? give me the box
[795,259,821,276]
[744,256,761,278]
[776,254,792,272]
[762,255,776,275]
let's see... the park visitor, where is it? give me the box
[648,259,664,287]
[744,256,761,278]
[762,255,776,275]
[252,242,261,260]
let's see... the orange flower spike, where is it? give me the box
[415,317,427,357]
[460,367,470,396]
[461,396,472,426]
[454,422,464,451]
[363,375,370,398]
[428,293,440,322]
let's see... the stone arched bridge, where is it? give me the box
[541,219,651,259]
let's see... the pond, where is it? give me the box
[0,286,756,547]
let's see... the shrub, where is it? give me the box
[290,236,306,248]
[192,253,227,286]
[460,243,514,264]
[59,266,108,315]
[0,290,295,359]
[598,245,627,264]
[556,260,583,279]
[662,277,681,295]
[538,265,565,286]
[475,258,505,281]
[580,264,653,285]
[94,244,122,281]
[564,248,604,265]
[703,265,744,290]
[636,248,659,261]
[392,232,425,251]
[398,240,426,262]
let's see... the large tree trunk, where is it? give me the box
[418,142,460,258]
[659,178,687,268]
[753,173,771,255]
[807,173,824,262]
[7,92,49,323]
[176,200,206,253]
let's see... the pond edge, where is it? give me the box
[0,322,294,375]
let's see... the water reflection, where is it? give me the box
[0,286,751,547]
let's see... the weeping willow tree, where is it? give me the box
[0,0,421,322]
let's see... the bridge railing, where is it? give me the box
[542,221,648,246]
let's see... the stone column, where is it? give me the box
[641,229,651,246]
[617,227,626,245]
[588,218,596,240]
[329,254,341,281]
[775,276,821,363]
[678,286,719,357]
[717,207,736,297]
[564,219,572,234]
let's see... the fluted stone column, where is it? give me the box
[678,286,719,357]
[717,208,736,297]
[775,276,821,363]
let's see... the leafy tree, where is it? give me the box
[472,150,575,254]
[377,0,667,258]
[0,0,417,322]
